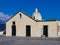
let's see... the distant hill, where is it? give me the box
[0,12,11,31]
[0,20,5,31]
[0,24,6,31]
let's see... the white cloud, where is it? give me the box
[0,12,11,21]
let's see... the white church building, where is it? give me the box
[6,8,60,37]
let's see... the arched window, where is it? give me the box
[20,14,22,19]
[33,16,35,20]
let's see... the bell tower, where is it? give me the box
[32,8,42,20]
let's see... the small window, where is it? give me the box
[33,16,35,20]
[20,14,22,19]
[36,19,38,20]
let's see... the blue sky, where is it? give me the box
[0,0,60,20]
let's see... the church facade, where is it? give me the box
[6,8,60,37]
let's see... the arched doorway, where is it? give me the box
[12,21,16,36]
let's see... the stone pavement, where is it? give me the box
[0,36,60,45]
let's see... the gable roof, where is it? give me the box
[6,11,36,22]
